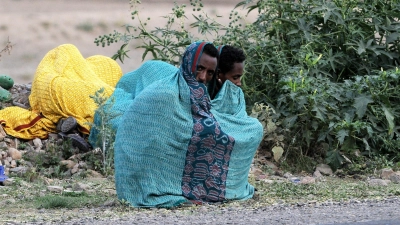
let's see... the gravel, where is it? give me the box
[6,198,399,225]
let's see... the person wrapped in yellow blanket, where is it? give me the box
[0,44,122,146]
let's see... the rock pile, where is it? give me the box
[0,83,105,184]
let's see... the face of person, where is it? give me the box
[219,62,244,87]
[195,53,217,84]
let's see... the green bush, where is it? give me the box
[95,0,400,171]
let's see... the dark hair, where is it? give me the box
[207,45,246,99]
[218,45,246,74]
[202,43,219,58]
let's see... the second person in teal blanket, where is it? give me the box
[90,41,263,207]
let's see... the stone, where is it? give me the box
[0,126,6,141]
[10,160,17,168]
[63,169,72,178]
[368,179,391,186]
[73,182,90,191]
[0,143,7,150]
[300,176,316,184]
[32,138,43,150]
[283,172,293,178]
[87,169,103,178]
[389,171,400,184]
[263,179,275,184]
[380,168,394,179]
[19,160,33,168]
[316,164,333,176]
[43,178,53,186]
[47,185,63,193]
[78,161,87,169]
[7,148,22,160]
[9,166,28,175]
[60,160,76,169]
[250,167,264,177]
[71,164,79,174]
[103,199,118,207]
[265,160,279,172]
[255,174,267,181]
[4,167,9,175]
[2,160,10,168]
[47,133,59,141]
[313,170,323,178]
[102,189,116,196]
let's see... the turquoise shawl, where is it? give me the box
[90,41,263,207]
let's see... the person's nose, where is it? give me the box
[236,80,242,87]
[196,71,207,83]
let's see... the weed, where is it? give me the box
[18,142,27,150]
[35,195,74,209]
[0,37,14,61]
[88,88,120,176]
[34,191,110,209]
[254,177,400,204]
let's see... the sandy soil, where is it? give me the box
[0,0,249,84]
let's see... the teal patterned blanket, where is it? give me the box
[90,42,263,208]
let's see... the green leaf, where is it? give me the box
[381,104,395,135]
[287,29,299,35]
[357,39,367,55]
[353,94,373,118]
[312,105,327,122]
[336,129,349,145]
[326,150,344,171]
[362,138,371,151]
[284,115,298,128]
[342,136,357,151]
[386,32,400,44]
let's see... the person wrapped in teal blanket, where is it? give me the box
[89,41,263,207]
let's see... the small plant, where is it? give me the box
[0,37,14,61]
[89,88,120,176]
[35,192,88,209]
[17,142,27,150]
[94,0,226,65]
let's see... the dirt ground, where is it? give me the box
[0,0,250,84]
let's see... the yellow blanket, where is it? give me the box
[0,44,122,139]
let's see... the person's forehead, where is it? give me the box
[198,53,217,65]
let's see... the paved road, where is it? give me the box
[34,198,400,225]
